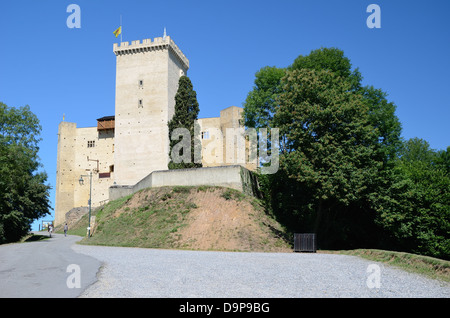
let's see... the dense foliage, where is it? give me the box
[0,102,51,243]
[375,139,450,258]
[244,49,449,260]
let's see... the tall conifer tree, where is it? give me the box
[168,76,202,169]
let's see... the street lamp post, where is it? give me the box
[79,171,93,238]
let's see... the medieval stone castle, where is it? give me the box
[54,35,256,226]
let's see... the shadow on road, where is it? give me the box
[23,233,50,242]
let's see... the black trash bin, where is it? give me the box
[294,233,317,252]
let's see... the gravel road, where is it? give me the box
[72,244,450,298]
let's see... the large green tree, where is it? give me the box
[244,47,449,257]
[244,48,403,249]
[0,102,51,243]
[273,68,383,246]
[168,76,202,169]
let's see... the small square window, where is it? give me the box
[87,140,95,148]
[138,99,143,108]
[139,79,143,88]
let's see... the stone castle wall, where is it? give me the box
[109,165,259,202]
[55,121,115,225]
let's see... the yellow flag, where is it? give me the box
[113,26,122,38]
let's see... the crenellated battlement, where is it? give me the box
[113,35,189,69]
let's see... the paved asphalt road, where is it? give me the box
[0,233,101,298]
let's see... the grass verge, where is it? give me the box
[337,249,450,283]
[73,187,197,248]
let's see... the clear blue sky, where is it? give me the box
[1,0,449,229]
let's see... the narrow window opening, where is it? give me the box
[201,131,210,140]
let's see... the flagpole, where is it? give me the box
[120,15,122,42]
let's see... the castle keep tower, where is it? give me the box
[113,36,189,185]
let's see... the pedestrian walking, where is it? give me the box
[64,223,68,237]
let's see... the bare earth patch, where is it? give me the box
[173,188,291,252]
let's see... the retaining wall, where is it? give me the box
[109,165,260,201]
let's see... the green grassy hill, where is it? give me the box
[64,186,292,252]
